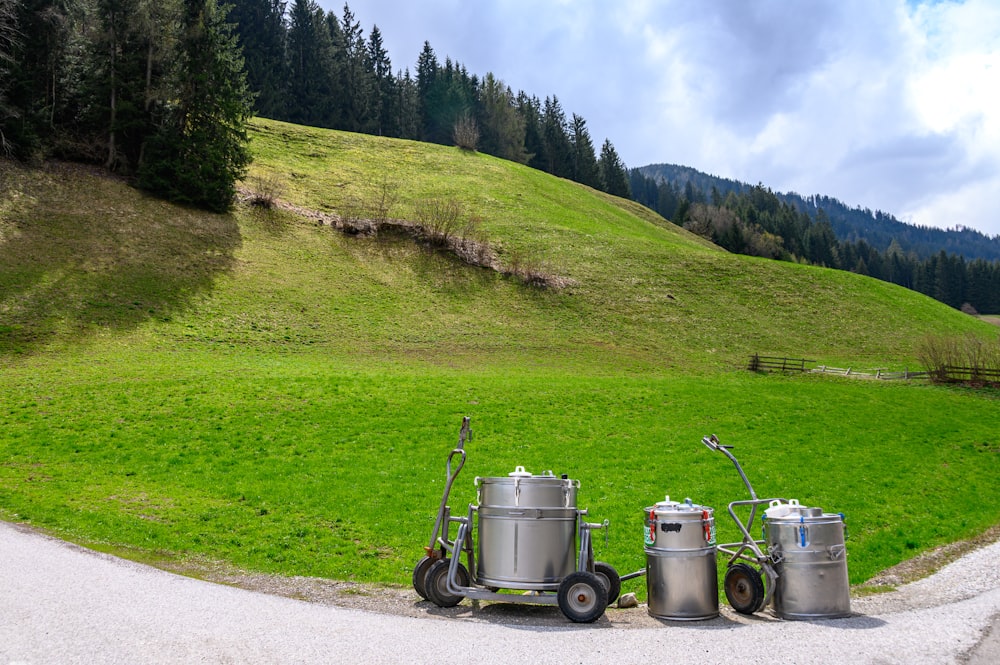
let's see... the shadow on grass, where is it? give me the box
[0,161,240,355]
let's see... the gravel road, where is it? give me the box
[2,520,999,664]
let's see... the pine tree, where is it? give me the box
[0,0,18,153]
[540,95,572,178]
[228,0,287,120]
[92,0,180,172]
[415,40,440,142]
[598,138,630,197]
[478,73,526,163]
[339,3,372,133]
[367,25,395,136]
[286,0,337,127]
[394,67,419,140]
[568,113,600,189]
[516,92,543,169]
[138,0,253,212]
[4,0,76,159]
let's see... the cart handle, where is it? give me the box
[701,434,732,450]
[426,417,472,554]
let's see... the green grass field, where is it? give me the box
[2,119,999,598]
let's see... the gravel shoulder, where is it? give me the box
[2,520,999,664]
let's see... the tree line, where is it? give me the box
[630,170,1000,315]
[1,0,254,212]
[636,163,1000,263]
[228,0,632,198]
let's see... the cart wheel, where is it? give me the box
[558,571,609,623]
[593,561,621,606]
[412,556,436,600]
[424,558,470,608]
[724,563,766,615]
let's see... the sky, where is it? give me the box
[316,0,1000,237]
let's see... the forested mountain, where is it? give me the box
[631,165,1000,314]
[636,164,1000,262]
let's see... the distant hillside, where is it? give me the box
[2,118,995,370]
[637,163,1000,262]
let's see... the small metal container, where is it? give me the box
[644,496,719,620]
[475,467,580,590]
[764,499,850,620]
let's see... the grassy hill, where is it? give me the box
[1,118,999,596]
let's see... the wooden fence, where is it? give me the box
[937,365,1000,382]
[749,354,995,384]
[812,366,930,380]
[747,355,813,372]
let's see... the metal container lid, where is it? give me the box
[507,465,534,478]
[764,499,839,522]
[645,496,713,519]
[476,467,575,484]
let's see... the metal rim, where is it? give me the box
[724,563,765,615]
[557,571,608,623]
[566,582,597,613]
[425,559,469,608]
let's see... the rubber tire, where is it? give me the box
[412,556,435,600]
[557,571,609,623]
[424,558,470,608]
[593,561,621,606]
[724,563,766,615]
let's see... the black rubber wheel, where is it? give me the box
[724,563,766,615]
[424,558,470,608]
[412,555,435,600]
[557,571,609,623]
[593,561,621,606]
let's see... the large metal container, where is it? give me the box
[475,467,580,590]
[764,500,850,620]
[644,496,718,620]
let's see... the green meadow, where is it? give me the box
[2,118,998,596]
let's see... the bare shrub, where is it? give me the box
[366,175,399,227]
[961,302,979,315]
[917,334,960,381]
[917,333,1000,383]
[414,197,465,246]
[247,173,285,209]
[453,113,479,152]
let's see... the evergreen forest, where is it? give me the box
[630,168,1000,315]
[1,0,997,313]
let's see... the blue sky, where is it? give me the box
[317,0,1000,236]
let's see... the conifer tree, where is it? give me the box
[394,67,419,140]
[286,0,337,127]
[598,138,630,197]
[338,3,371,132]
[138,0,253,212]
[367,25,395,136]
[569,113,600,189]
[0,0,18,153]
[228,0,287,120]
[4,0,76,158]
[478,73,526,163]
[540,95,572,178]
